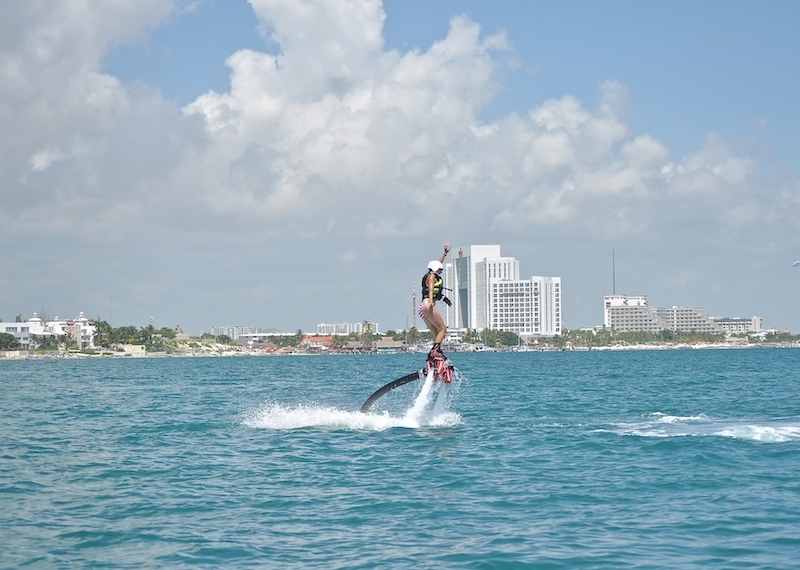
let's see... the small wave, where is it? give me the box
[715,425,800,443]
[607,413,800,443]
[648,412,709,424]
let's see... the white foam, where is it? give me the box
[242,370,461,431]
[715,425,800,443]
[608,413,800,443]
[241,402,397,431]
[648,412,709,424]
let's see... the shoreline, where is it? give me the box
[2,342,798,360]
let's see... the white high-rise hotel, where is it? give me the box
[443,245,561,338]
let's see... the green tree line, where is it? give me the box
[93,321,179,352]
[384,327,521,349]
[532,328,800,349]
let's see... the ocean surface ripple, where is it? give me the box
[2,349,800,568]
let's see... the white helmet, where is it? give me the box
[427,260,443,272]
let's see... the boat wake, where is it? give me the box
[603,412,800,443]
[242,369,461,431]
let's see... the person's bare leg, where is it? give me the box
[428,311,446,344]
[420,300,445,346]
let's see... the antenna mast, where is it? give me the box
[612,249,616,295]
[411,277,417,329]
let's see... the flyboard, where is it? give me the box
[360,351,454,413]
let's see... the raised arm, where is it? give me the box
[438,243,450,263]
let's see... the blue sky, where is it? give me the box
[3,0,800,334]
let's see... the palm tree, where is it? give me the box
[93,320,112,348]
[0,332,21,350]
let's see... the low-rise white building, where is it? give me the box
[210,325,267,340]
[710,316,762,334]
[603,295,761,334]
[316,322,380,335]
[0,312,96,349]
[604,295,649,328]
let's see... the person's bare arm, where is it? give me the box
[438,243,450,263]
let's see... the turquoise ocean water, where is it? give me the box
[2,349,800,568]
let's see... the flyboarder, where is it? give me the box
[419,243,451,360]
[358,243,455,411]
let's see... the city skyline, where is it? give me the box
[444,245,562,338]
[2,278,773,338]
[2,1,799,334]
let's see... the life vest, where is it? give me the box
[421,270,444,301]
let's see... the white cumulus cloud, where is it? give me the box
[1,0,799,332]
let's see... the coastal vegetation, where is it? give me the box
[0,332,21,350]
[91,323,310,353]
[1,331,79,351]
[390,326,800,350]
[5,319,799,358]
[384,327,522,349]
[93,321,177,352]
[526,328,800,350]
